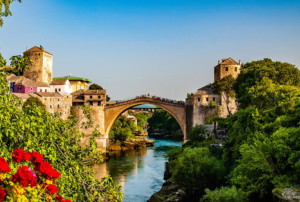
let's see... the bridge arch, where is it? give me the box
[104,98,186,141]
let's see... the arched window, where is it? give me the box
[57,105,60,108]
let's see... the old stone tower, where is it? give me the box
[214,57,241,82]
[185,58,242,134]
[23,46,53,84]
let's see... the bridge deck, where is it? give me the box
[105,97,185,108]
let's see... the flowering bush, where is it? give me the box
[0,148,71,202]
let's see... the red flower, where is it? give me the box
[47,184,58,194]
[55,195,63,201]
[55,195,72,202]
[12,148,31,163]
[36,161,60,179]
[31,152,43,164]
[11,166,37,188]
[0,157,11,173]
[0,186,5,202]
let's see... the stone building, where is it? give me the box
[71,89,106,106]
[188,58,241,127]
[214,57,241,82]
[31,92,72,120]
[23,46,53,85]
[71,89,107,152]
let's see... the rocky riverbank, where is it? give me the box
[109,138,155,151]
[148,129,183,141]
[147,158,187,202]
[109,131,155,151]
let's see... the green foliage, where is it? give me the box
[234,58,300,109]
[109,116,137,142]
[23,97,46,110]
[212,75,236,115]
[201,186,248,202]
[9,55,33,76]
[89,83,103,90]
[187,124,207,142]
[134,112,150,131]
[106,95,111,102]
[0,53,6,67]
[186,92,194,101]
[0,75,123,201]
[171,147,225,192]
[0,0,21,27]
[209,100,218,109]
[147,109,182,138]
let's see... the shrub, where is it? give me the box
[201,186,248,202]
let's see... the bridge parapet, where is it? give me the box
[105,97,185,109]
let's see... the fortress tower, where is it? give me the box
[23,46,53,84]
[214,58,241,82]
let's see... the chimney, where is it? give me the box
[218,60,220,64]
[239,60,241,65]
[40,45,44,50]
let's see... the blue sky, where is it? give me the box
[0,0,299,100]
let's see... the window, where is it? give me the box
[235,67,237,71]
[45,98,47,101]
[67,96,69,98]
[198,98,200,102]
[90,95,92,99]
[45,89,47,92]
[206,98,209,101]
[58,88,61,92]
[30,87,33,91]
[98,101,101,106]
[213,97,215,101]
[50,98,52,101]
[18,86,22,91]
[50,105,52,109]
[58,99,60,101]
[98,95,101,99]
[55,88,57,92]
[226,67,228,71]
[89,101,93,106]
[57,105,60,108]
[40,89,42,92]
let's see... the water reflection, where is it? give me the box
[94,139,182,202]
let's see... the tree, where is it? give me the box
[212,75,236,115]
[186,92,194,101]
[0,53,6,67]
[0,74,123,201]
[0,0,21,27]
[234,58,300,109]
[187,124,207,142]
[10,55,32,76]
[171,147,225,193]
[201,186,248,202]
[23,97,45,110]
[106,94,111,102]
[89,83,103,90]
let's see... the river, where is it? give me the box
[94,138,182,202]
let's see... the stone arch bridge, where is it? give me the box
[78,97,194,152]
[104,97,186,139]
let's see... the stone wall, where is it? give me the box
[39,94,72,120]
[75,105,108,152]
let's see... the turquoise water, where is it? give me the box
[94,138,182,202]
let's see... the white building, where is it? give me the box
[50,79,72,95]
